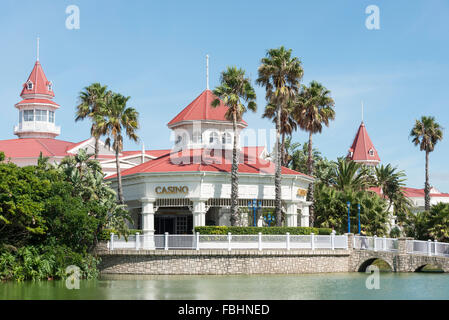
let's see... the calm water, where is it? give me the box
[1,273,449,300]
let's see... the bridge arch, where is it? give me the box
[356,257,394,272]
[414,263,445,273]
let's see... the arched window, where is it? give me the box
[222,132,232,144]
[209,132,219,144]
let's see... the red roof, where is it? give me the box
[15,98,59,107]
[402,187,449,198]
[167,90,248,127]
[347,122,380,163]
[20,61,55,98]
[107,146,310,179]
[0,138,76,158]
[121,149,172,158]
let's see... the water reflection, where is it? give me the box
[1,273,449,300]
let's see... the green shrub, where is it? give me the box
[194,226,332,235]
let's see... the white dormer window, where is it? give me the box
[209,132,219,144]
[369,149,374,156]
[47,82,53,91]
[26,81,33,90]
[193,131,202,143]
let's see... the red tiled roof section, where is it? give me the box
[347,122,380,162]
[20,61,55,98]
[16,98,59,107]
[107,147,310,179]
[167,90,248,127]
[402,187,449,198]
[0,138,75,158]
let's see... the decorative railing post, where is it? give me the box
[383,236,387,251]
[110,232,114,251]
[196,232,200,251]
[258,232,262,251]
[227,232,232,252]
[135,232,140,251]
[345,233,354,251]
[331,230,335,251]
[434,239,438,256]
[286,232,290,251]
[427,239,431,256]
[311,233,315,251]
[373,235,378,252]
[164,232,169,251]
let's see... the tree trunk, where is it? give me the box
[116,146,124,205]
[94,136,99,159]
[275,104,282,226]
[230,112,239,226]
[307,132,315,227]
[281,132,286,167]
[424,150,430,211]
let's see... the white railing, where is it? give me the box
[407,239,449,257]
[354,235,398,252]
[108,232,348,251]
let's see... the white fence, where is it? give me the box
[407,239,449,257]
[353,235,398,252]
[108,232,348,251]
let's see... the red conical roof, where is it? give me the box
[167,89,248,127]
[347,122,380,163]
[20,61,54,98]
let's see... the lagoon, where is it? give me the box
[1,273,449,300]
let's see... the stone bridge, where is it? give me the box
[349,235,449,272]
[97,234,449,275]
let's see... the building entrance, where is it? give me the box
[155,214,193,235]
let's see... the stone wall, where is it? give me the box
[99,249,351,275]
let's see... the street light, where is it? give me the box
[247,199,262,227]
[347,201,351,234]
[357,203,361,235]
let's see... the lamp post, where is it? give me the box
[248,199,262,227]
[347,201,351,234]
[264,213,275,227]
[357,203,361,235]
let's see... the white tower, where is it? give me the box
[14,40,61,139]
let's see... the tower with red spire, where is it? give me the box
[14,41,60,139]
[347,121,380,166]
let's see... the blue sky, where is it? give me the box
[1,0,448,191]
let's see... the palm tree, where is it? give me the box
[256,46,303,226]
[212,66,257,226]
[75,83,109,159]
[294,81,335,226]
[374,164,407,212]
[334,159,371,192]
[97,93,139,204]
[262,101,297,166]
[410,116,443,211]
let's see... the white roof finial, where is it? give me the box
[361,100,364,123]
[37,37,40,61]
[206,54,209,90]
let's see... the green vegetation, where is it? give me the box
[0,151,131,281]
[194,226,332,235]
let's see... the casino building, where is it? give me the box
[106,88,314,235]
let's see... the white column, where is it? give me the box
[141,197,156,249]
[191,199,208,231]
[285,202,298,227]
[299,201,312,227]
